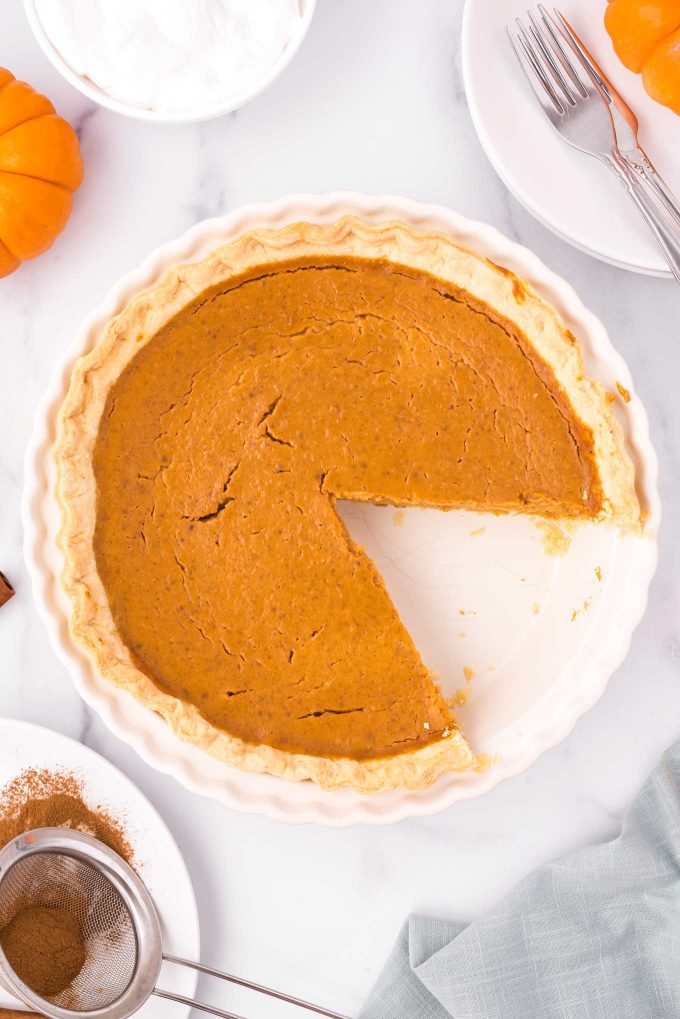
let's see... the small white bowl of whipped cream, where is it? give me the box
[24,0,316,122]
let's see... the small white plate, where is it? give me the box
[23,193,659,826]
[0,719,199,1016]
[462,0,680,277]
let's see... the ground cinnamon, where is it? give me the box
[0,768,133,863]
[0,905,86,996]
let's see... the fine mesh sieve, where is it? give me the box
[0,829,347,1019]
[0,851,137,1010]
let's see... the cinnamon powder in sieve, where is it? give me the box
[0,905,86,996]
[0,768,133,863]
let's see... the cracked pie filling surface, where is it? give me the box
[55,218,639,792]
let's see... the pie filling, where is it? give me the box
[92,255,602,761]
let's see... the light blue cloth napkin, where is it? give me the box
[360,741,680,1019]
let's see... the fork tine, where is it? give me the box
[526,10,578,106]
[511,19,565,113]
[551,7,612,99]
[506,25,563,114]
[507,6,622,166]
[536,6,590,97]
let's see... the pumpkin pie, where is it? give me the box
[55,218,639,792]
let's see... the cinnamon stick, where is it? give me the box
[0,571,14,609]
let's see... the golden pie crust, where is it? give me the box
[55,218,640,792]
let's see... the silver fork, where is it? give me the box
[506,6,680,284]
[553,9,680,231]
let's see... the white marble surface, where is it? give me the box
[1,1,679,1016]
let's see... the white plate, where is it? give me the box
[22,192,660,826]
[0,719,199,1014]
[462,0,680,277]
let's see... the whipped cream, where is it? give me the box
[34,0,303,114]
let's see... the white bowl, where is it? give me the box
[23,0,317,123]
[23,192,659,826]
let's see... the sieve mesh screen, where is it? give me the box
[0,852,138,1011]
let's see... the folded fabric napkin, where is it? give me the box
[360,741,680,1019]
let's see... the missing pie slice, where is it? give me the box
[55,218,639,792]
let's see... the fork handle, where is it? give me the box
[605,153,680,284]
[625,151,680,230]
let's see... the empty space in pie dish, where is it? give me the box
[23,193,659,825]
[337,502,644,752]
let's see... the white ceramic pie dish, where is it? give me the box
[23,192,660,826]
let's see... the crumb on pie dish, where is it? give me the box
[55,217,640,792]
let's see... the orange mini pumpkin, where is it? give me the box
[605,0,680,115]
[0,68,83,278]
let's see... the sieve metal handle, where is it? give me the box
[161,954,350,1019]
[153,987,246,1019]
